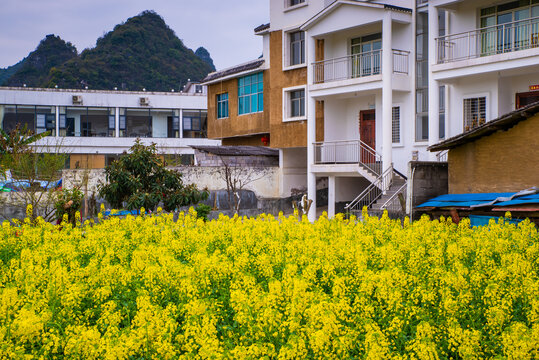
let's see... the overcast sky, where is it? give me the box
[0,0,269,70]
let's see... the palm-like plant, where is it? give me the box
[0,125,49,155]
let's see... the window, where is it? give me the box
[217,93,229,119]
[463,97,486,131]
[238,72,264,115]
[351,34,382,77]
[289,31,305,66]
[283,86,306,121]
[392,107,400,144]
[439,86,446,139]
[289,0,305,6]
[290,90,305,118]
[480,0,539,55]
[285,0,307,9]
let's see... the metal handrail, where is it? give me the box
[345,166,393,212]
[380,182,407,212]
[313,139,382,175]
[436,150,449,162]
[313,49,410,83]
[436,16,539,63]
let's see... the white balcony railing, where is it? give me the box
[313,49,409,84]
[313,139,382,175]
[436,16,539,64]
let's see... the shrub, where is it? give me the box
[98,139,208,211]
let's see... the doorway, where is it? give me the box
[516,91,539,108]
[359,109,375,163]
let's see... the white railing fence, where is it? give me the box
[313,49,409,84]
[436,150,449,162]
[313,139,382,175]
[437,16,539,63]
[380,182,407,214]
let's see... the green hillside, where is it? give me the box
[44,11,213,91]
[2,11,214,92]
[4,35,77,87]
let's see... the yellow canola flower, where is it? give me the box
[0,210,536,358]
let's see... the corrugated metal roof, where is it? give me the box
[191,145,278,157]
[417,188,539,209]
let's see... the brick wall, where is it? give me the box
[448,116,539,193]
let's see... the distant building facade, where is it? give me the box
[0,84,220,168]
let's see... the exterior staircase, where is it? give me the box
[345,166,408,220]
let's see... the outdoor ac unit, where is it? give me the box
[139,97,149,106]
[72,95,82,105]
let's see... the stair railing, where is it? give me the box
[380,182,407,214]
[345,166,393,213]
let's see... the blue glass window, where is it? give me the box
[238,72,263,115]
[217,93,228,118]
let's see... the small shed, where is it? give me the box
[428,101,539,194]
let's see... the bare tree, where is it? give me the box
[217,156,265,215]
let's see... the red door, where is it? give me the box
[359,110,375,163]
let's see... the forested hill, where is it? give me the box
[1,11,215,92]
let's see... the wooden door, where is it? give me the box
[359,109,375,163]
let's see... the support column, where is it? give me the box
[328,176,336,218]
[306,31,317,222]
[382,11,393,173]
[179,109,184,138]
[428,3,440,160]
[115,107,120,138]
[55,106,60,137]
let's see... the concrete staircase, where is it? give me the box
[369,174,407,217]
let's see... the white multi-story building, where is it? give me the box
[206,0,539,220]
[0,84,220,168]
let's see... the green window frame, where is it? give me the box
[238,72,264,115]
[217,93,229,119]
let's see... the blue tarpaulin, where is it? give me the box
[468,215,523,227]
[417,188,539,209]
[103,210,140,216]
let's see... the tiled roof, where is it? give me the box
[191,145,278,157]
[201,59,265,83]
[429,100,539,151]
[254,23,270,33]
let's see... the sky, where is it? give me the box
[0,0,269,70]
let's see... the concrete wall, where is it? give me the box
[63,166,281,200]
[194,151,279,167]
[408,161,449,219]
[448,116,539,193]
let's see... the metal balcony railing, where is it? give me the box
[313,49,409,84]
[436,16,539,64]
[313,139,382,176]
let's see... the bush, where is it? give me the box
[194,203,212,221]
[98,139,208,211]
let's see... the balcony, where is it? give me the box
[313,139,382,176]
[436,16,539,64]
[313,49,409,84]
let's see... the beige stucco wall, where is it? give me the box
[448,116,539,193]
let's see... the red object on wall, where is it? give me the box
[261,135,269,146]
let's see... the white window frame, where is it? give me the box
[462,92,489,132]
[284,0,308,12]
[283,85,307,122]
[283,28,307,71]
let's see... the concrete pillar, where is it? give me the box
[382,11,393,173]
[328,176,336,218]
[428,3,440,160]
[55,106,60,137]
[115,107,120,138]
[307,31,317,222]
[179,109,184,138]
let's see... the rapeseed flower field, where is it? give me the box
[0,207,538,359]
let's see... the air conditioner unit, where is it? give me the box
[139,97,150,106]
[72,95,83,105]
